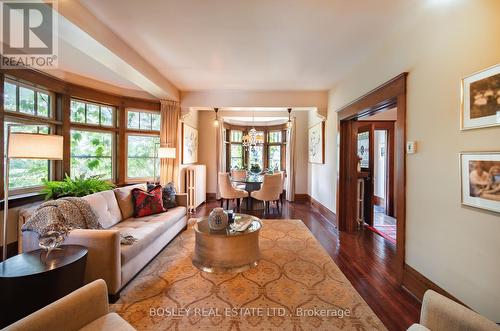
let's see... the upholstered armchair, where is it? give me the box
[407,290,500,331]
[5,280,135,331]
[218,172,248,211]
[251,173,282,214]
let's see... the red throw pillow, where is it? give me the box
[131,185,166,218]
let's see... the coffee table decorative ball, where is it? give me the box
[193,214,262,274]
[208,207,228,230]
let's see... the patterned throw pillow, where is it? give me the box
[162,182,178,209]
[131,185,165,218]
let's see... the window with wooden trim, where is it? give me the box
[70,99,115,127]
[267,130,283,171]
[127,110,161,131]
[229,130,244,169]
[125,109,161,180]
[70,129,114,180]
[4,80,51,118]
[227,127,286,172]
[3,79,55,193]
[4,121,52,191]
[126,134,160,180]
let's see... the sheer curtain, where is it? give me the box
[159,100,180,187]
[285,118,296,201]
[215,119,226,199]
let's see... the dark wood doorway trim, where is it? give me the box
[337,73,407,282]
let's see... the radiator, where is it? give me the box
[181,165,206,213]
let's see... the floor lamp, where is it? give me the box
[2,130,64,261]
[153,144,176,184]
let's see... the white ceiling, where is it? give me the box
[75,0,420,91]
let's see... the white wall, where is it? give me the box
[310,0,500,321]
[178,109,200,190]
[307,107,338,213]
[198,110,309,194]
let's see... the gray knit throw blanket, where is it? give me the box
[22,197,137,245]
[22,197,102,236]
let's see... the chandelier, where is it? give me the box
[242,128,264,148]
[242,111,264,148]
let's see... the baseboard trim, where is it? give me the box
[206,193,216,201]
[294,194,310,202]
[402,264,467,307]
[309,195,338,228]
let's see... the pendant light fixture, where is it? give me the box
[286,108,292,128]
[242,111,264,149]
[213,107,219,127]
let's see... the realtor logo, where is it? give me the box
[1,0,58,68]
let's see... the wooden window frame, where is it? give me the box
[4,78,54,119]
[126,109,161,132]
[125,132,161,183]
[70,98,117,128]
[1,67,161,203]
[2,78,58,194]
[226,125,287,172]
[69,127,116,182]
[4,116,56,195]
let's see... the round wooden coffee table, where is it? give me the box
[193,214,262,273]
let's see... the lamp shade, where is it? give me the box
[8,133,64,160]
[158,147,176,159]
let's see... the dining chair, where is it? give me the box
[218,172,248,211]
[278,171,285,208]
[230,169,247,190]
[250,173,282,214]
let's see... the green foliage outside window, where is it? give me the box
[4,81,50,117]
[127,135,160,178]
[269,145,281,171]
[70,99,114,127]
[127,110,160,131]
[4,123,50,189]
[71,130,113,179]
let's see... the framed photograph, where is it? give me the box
[308,121,325,164]
[461,64,500,130]
[460,152,500,213]
[182,123,198,164]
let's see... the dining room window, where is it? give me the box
[267,130,283,171]
[227,127,286,172]
[229,130,244,169]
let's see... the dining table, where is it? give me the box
[230,174,264,210]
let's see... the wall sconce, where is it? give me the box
[286,108,292,128]
[213,108,219,127]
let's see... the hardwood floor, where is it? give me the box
[193,199,421,331]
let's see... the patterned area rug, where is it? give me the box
[111,219,386,330]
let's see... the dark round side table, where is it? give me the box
[0,245,88,328]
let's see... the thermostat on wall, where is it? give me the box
[406,141,417,154]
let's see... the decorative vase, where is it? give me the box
[38,230,66,256]
[208,208,228,231]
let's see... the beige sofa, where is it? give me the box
[408,290,500,331]
[22,184,188,298]
[4,279,135,331]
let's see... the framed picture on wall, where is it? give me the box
[308,121,325,164]
[460,152,500,213]
[182,123,198,164]
[461,63,500,130]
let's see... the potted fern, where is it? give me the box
[42,175,115,200]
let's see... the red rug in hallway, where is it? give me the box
[368,225,396,244]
